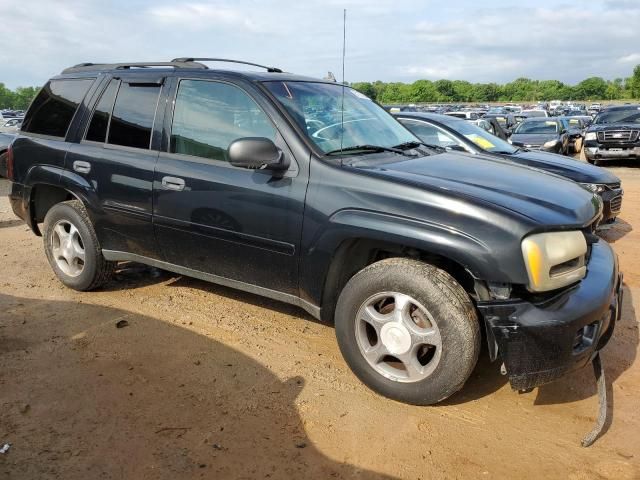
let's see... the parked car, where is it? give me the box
[6,59,622,406]
[584,104,640,164]
[521,109,548,118]
[558,116,585,153]
[0,117,23,133]
[444,111,481,120]
[509,118,570,154]
[472,117,510,140]
[395,112,623,224]
[588,104,602,116]
[483,113,517,134]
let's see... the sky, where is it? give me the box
[1,0,639,89]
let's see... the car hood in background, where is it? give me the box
[348,151,600,227]
[506,149,620,184]
[588,123,640,132]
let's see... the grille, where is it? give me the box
[597,130,639,142]
[610,195,623,213]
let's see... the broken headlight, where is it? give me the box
[521,231,587,292]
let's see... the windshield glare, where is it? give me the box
[263,81,418,154]
[594,108,640,124]
[447,119,516,154]
[514,120,559,134]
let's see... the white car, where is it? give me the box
[0,117,23,133]
[521,109,548,118]
[444,111,481,120]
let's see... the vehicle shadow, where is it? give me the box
[598,218,632,244]
[0,293,394,479]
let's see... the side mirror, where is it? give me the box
[228,137,288,172]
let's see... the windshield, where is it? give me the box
[444,119,517,154]
[514,120,559,134]
[594,108,640,125]
[263,81,417,154]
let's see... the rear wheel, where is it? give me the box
[334,258,481,405]
[43,200,115,291]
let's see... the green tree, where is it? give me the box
[630,65,640,99]
[574,77,608,100]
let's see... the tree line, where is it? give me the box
[352,65,640,104]
[0,83,40,110]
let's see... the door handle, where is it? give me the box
[73,160,91,174]
[161,176,185,191]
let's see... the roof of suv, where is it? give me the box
[55,59,328,84]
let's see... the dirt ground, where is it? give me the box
[1,162,639,479]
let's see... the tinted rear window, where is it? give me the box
[22,79,94,137]
[85,79,119,143]
[107,83,161,149]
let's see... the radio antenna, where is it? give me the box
[339,9,347,159]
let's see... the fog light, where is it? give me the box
[573,322,599,354]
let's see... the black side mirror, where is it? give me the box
[228,137,288,172]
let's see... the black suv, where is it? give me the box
[584,105,640,164]
[5,59,622,405]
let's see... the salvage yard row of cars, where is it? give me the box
[0,60,628,428]
[389,102,640,164]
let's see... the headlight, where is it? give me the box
[585,132,597,141]
[543,139,559,148]
[521,231,587,292]
[580,183,605,194]
[508,138,512,144]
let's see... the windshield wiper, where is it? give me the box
[392,140,445,152]
[325,144,408,156]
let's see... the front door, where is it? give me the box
[153,78,308,296]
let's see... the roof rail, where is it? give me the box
[171,58,283,73]
[61,61,208,74]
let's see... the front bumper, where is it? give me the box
[584,143,640,161]
[478,241,622,391]
[599,188,623,223]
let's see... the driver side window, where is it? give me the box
[170,80,276,163]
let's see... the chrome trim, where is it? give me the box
[101,250,321,319]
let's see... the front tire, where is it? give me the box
[334,258,481,405]
[43,200,116,291]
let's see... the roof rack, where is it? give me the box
[61,61,208,74]
[171,58,283,73]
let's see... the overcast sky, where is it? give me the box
[1,0,639,89]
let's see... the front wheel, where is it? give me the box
[334,258,481,405]
[43,200,116,291]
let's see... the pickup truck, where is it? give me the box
[584,105,640,164]
[6,59,623,405]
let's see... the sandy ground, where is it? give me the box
[0,162,639,479]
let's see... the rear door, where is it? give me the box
[65,74,167,258]
[152,76,308,296]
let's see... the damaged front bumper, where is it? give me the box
[478,241,622,391]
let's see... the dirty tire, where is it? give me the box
[334,258,481,405]
[43,200,115,291]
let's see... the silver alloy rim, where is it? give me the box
[50,220,86,277]
[355,292,442,383]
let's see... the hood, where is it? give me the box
[588,123,640,132]
[348,151,600,227]
[507,149,620,184]
[510,133,558,146]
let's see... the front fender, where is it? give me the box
[299,207,527,307]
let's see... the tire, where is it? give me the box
[334,258,481,405]
[43,200,116,291]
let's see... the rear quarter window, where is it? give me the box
[22,79,94,138]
